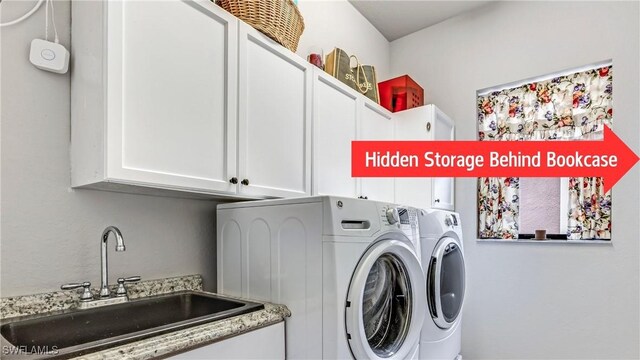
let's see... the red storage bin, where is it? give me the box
[378,75,424,112]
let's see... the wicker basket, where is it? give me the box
[217,0,305,52]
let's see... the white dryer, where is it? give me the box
[217,196,426,359]
[418,209,466,360]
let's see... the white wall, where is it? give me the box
[296,0,390,80]
[391,2,639,359]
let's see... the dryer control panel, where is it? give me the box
[445,213,459,228]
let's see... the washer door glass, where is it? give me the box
[428,237,465,328]
[345,237,425,360]
[362,253,411,357]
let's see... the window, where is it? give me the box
[477,62,612,241]
[519,177,565,238]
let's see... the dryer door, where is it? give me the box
[427,236,466,329]
[345,235,426,360]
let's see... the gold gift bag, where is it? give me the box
[325,48,379,103]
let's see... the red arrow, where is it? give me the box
[351,125,639,193]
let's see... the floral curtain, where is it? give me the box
[477,65,612,240]
[478,177,519,239]
[568,177,611,239]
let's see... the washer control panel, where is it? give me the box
[397,207,411,225]
[379,205,420,251]
[381,205,419,231]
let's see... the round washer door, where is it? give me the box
[427,236,466,329]
[345,235,426,359]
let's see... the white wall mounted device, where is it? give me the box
[29,38,69,74]
[1,0,70,74]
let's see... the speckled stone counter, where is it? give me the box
[0,275,290,359]
[75,302,289,360]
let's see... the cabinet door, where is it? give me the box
[106,0,237,193]
[237,25,311,198]
[170,322,285,359]
[431,107,455,210]
[312,71,359,198]
[359,102,395,202]
[393,107,432,210]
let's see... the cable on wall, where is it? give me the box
[0,0,45,27]
[44,0,58,43]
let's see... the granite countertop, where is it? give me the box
[0,275,290,360]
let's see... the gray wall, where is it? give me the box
[391,1,639,358]
[1,0,219,296]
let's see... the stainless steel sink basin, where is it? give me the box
[0,291,263,359]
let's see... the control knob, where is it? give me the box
[386,208,399,225]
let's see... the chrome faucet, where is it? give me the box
[100,226,126,297]
[60,226,140,309]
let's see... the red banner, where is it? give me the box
[352,126,638,193]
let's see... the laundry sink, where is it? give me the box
[0,291,263,359]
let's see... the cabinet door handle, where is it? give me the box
[241,179,250,186]
[426,122,431,132]
[229,177,238,184]
[434,199,440,203]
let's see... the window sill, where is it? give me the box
[519,233,567,240]
[477,238,612,245]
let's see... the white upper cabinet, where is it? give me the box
[237,24,312,198]
[72,1,312,199]
[394,105,455,210]
[72,0,238,195]
[312,69,359,198]
[431,108,455,210]
[311,69,395,200]
[358,103,395,203]
[72,0,431,203]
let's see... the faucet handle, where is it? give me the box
[116,276,141,297]
[61,281,94,302]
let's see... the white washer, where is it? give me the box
[418,209,466,360]
[217,196,426,359]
